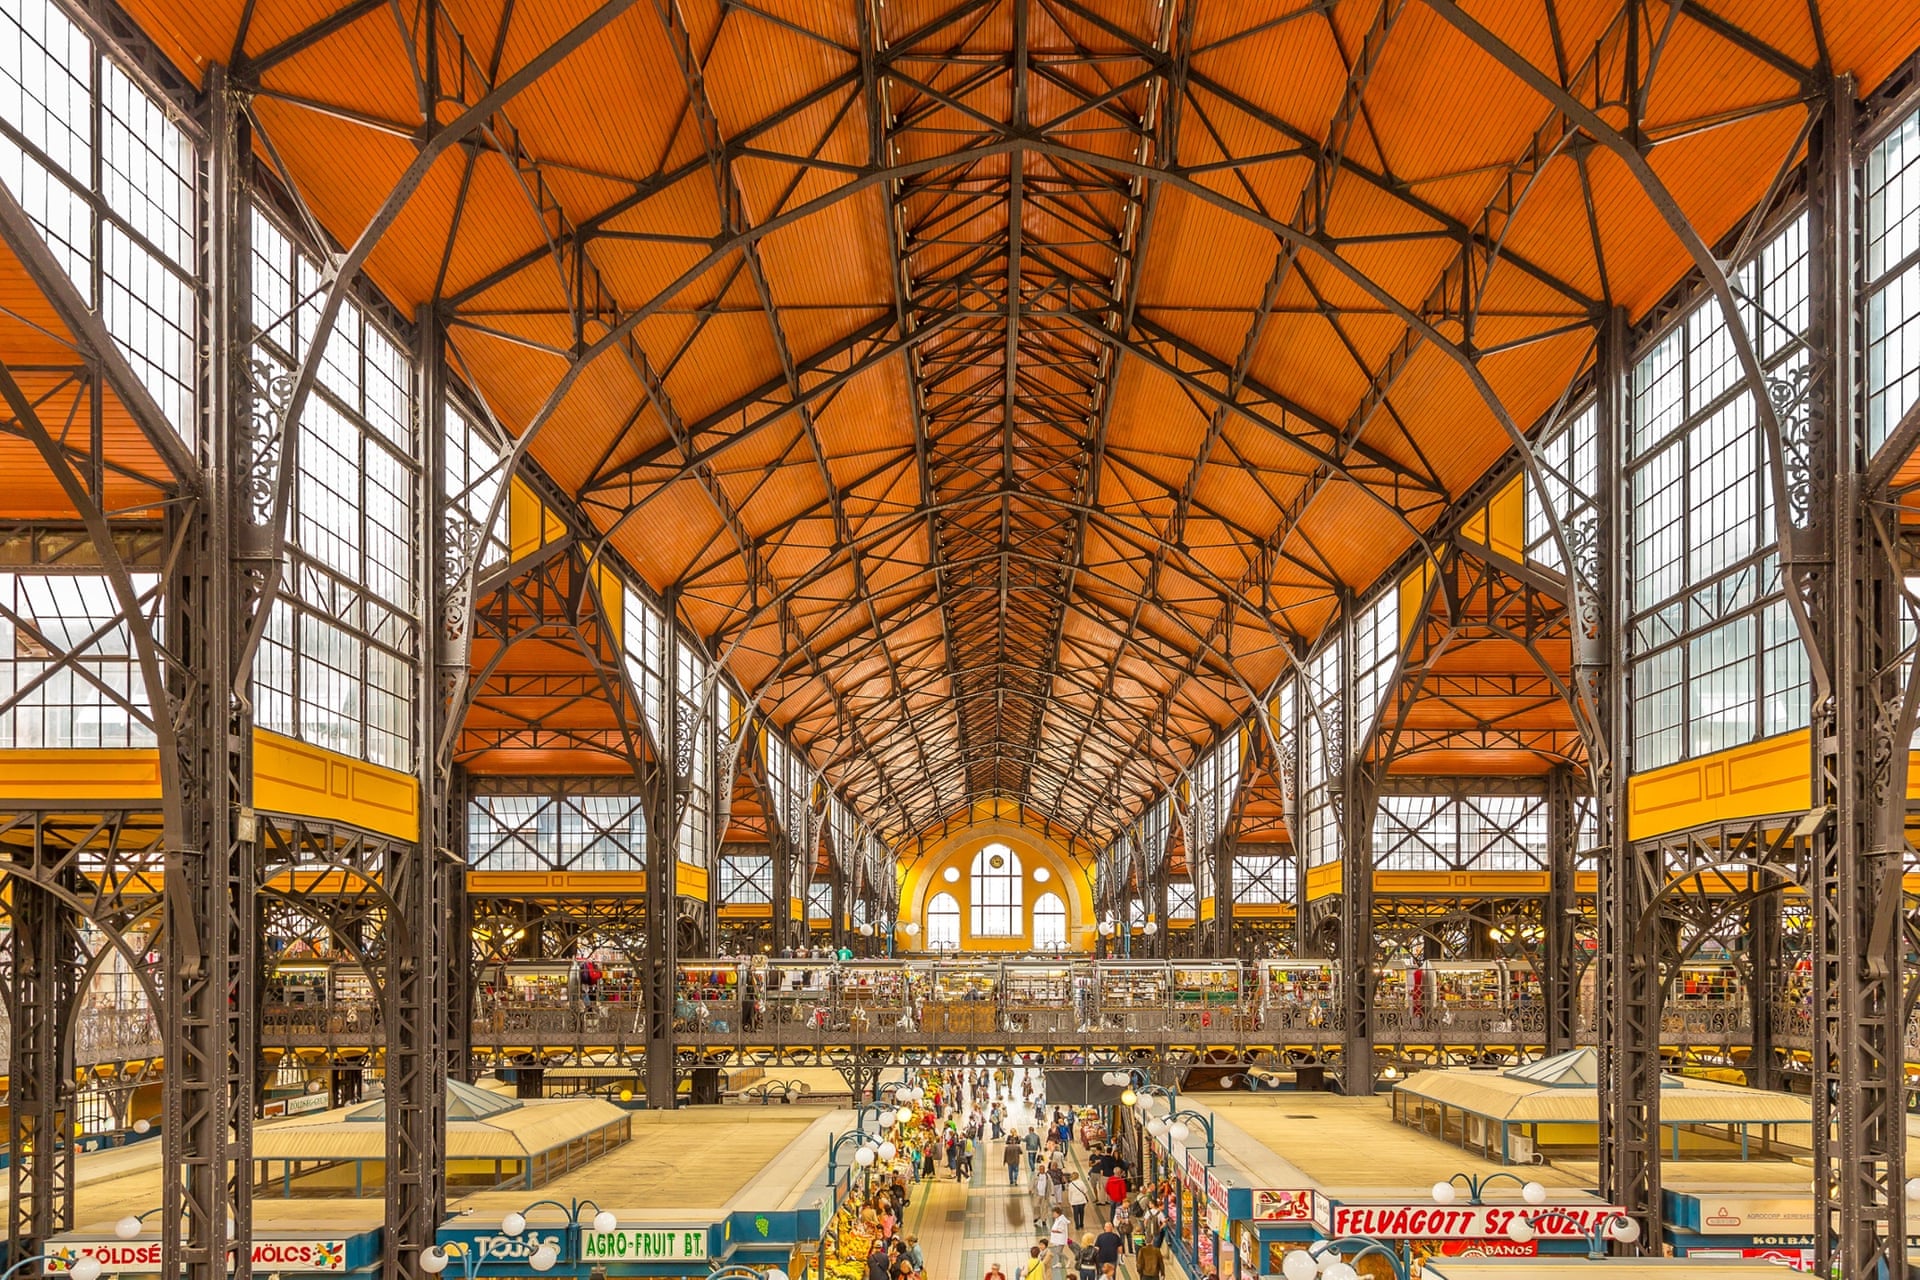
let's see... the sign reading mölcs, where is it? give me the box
[581,1228,710,1263]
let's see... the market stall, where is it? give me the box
[1256,960,1338,1034]
[835,960,916,1032]
[1004,960,1081,1034]
[675,961,745,1034]
[1170,961,1247,1031]
[762,958,835,1029]
[1095,961,1172,1032]
[922,961,999,1035]
[263,961,377,1037]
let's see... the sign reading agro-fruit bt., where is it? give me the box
[1318,1201,1628,1241]
[580,1228,711,1263]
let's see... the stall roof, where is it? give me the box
[1395,1066,1811,1126]
[254,1095,625,1162]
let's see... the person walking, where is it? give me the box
[1135,1239,1163,1280]
[1004,1133,1025,1186]
[1093,1223,1124,1269]
[1074,1235,1100,1280]
[1065,1173,1090,1230]
[1024,1124,1042,1174]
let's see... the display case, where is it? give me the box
[1170,961,1246,1030]
[1003,961,1081,1034]
[1094,961,1171,1031]
[923,961,999,1035]
[1256,960,1338,1033]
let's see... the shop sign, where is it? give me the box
[1429,1239,1538,1259]
[1321,1201,1626,1241]
[1184,1153,1207,1190]
[581,1229,709,1263]
[437,1228,571,1267]
[1680,1246,1813,1270]
[262,1094,330,1118]
[1689,1197,1816,1236]
[1252,1190,1312,1222]
[1206,1177,1231,1222]
[46,1240,349,1273]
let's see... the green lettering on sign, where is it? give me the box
[581,1230,709,1263]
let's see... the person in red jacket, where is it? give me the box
[1103,1173,1127,1219]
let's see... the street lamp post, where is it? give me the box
[423,1201,620,1276]
[1505,1209,1642,1258]
[1277,1236,1411,1280]
[1142,1108,1215,1164]
[1430,1172,1548,1206]
[8,1254,103,1280]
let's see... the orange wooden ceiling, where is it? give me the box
[105,0,1920,844]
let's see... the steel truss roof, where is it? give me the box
[114,0,1919,844]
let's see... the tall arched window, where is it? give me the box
[971,843,1023,936]
[928,893,961,952]
[1032,893,1067,950]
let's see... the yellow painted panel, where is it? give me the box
[508,478,565,561]
[1626,729,1811,841]
[0,749,162,801]
[676,860,710,900]
[1486,475,1526,560]
[718,904,771,919]
[1399,557,1436,647]
[1198,896,1215,922]
[464,871,648,896]
[597,568,622,647]
[1304,861,1341,901]
[251,730,419,841]
[1231,903,1295,918]
[1371,870,1549,895]
[1574,871,1598,895]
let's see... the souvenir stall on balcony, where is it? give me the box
[1256,960,1338,1033]
[675,961,744,1033]
[1170,961,1247,1031]
[263,961,378,1036]
[835,960,917,1032]
[762,957,836,1029]
[1095,961,1172,1032]
[1004,960,1081,1034]
[923,961,999,1035]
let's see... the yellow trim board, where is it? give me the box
[251,730,419,841]
[1625,729,1810,842]
[1304,861,1342,901]
[676,860,710,900]
[0,748,163,801]
[1372,870,1550,895]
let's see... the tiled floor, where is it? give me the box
[901,1074,1158,1280]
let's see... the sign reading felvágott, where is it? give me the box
[581,1228,710,1263]
[1322,1202,1627,1241]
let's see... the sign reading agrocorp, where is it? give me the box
[581,1228,711,1263]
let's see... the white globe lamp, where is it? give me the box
[1278,1249,1318,1280]
[530,1245,558,1272]
[115,1216,142,1240]
[1322,1263,1358,1280]
[1505,1219,1536,1244]
[855,1146,876,1167]
[132,1118,152,1135]
[878,1141,897,1160]
[1431,1181,1457,1204]
[1522,1181,1547,1205]
[69,1260,103,1280]
[1120,1089,1138,1108]
[501,1211,527,1237]
[1142,920,1158,936]
[593,1210,618,1232]
[419,1249,450,1275]
[1607,1216,1642,1243]
[1167,1121,1190,1143]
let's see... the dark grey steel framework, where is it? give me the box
[4,2,1920,1278]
